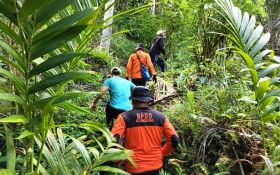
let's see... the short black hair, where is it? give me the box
[112,70,121,75]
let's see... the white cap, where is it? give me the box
[157,30,165,36]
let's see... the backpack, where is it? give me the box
[136,53,151,81]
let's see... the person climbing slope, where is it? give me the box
[126,43,157,86]
[112,86,179,175]
[91,67,135,129]
[149,30,166,72]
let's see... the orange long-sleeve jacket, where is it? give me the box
[126,50,156,79]
[112,107,179,174]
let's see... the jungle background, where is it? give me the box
[0,0,280,174]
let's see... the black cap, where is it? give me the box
[130,86,153,102]
[135,43,144,51]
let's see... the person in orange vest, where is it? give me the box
[112,86,179,175]
[126,44,157,86]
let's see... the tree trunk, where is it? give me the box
[100,0,115,53]
[151,0,156,15]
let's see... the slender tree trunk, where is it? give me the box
[151,0,156,15]
[100,0,115,53]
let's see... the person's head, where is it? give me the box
[130,86,153,107]
[135,43,145,51]
[110,67,121,76]
[157,30,166,37]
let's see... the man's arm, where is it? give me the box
[159,37,166,55]
[111,114,126,142]
[91,86,108,110]
[126,56,133,79]
[162,116,179,157]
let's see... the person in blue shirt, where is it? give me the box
[91,67,136,129]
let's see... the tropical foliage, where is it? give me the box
[1,0,280,175]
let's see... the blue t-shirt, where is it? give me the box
[104,76,135,111]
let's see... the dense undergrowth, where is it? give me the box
[1,0,280,175]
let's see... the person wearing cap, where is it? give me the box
[149,30,166,72]
[126,43,157,86]
[112,86,179,175]
[91,67,135,129]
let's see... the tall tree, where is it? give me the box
[100,0,115,53]
[151,0,156,15]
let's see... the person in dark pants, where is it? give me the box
[149,30,166,72]
[91,67,135,129]
[112,86,179,175]
[126,43,157,86]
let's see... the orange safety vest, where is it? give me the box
[126,50,156,79]
[112,107,178,174]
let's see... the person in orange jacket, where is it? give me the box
[126,44,157,86]
[112,86,179,175]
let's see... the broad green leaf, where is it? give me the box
[33,8,95,44]
[255,63,265,70]
[232,6,241,30]
[0,40,26,71]
[0,20,22,44]
[88,147,99,159]
[254,50,271,63]
[80,122,112,144]
[34,136,58,173]
[270,77,280,85]
[32,57,59,76]
[0,68,26,94]
[93,166,130,175]
[239,12,249,36]
[30,53,85,76]
[0,0,17,24]
[242,16,256,43]
[249,69,259,88]
[238,96,257,104]
[16,130,34,140]
[260,89,280,103]
[57,128,65,154]
[259,96,276,111]
[262,112,280,122]
[256,78,270,100]
[30,25,86,60]
[19,0,48,23]
[0,92,25,106]
[32,158,49,175]
[237,51,254,69]
[259,64,280,78]
[56,102,93,115]
[32,92,96,109]
[94,149,133,167]
[35,0,72,28]
[0,115,27,123]
[249,33,271,57]
[29,71,94,94]
[69,136,91,166]
[4,125,16,172]
[245,25,263,51]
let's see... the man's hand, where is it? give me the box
[153,75,157,83]
[91,102,97,111]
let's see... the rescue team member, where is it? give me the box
[149,30,166,72]
[91,67,135,129]
[126,43,157,86]
[112,86,179,175]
